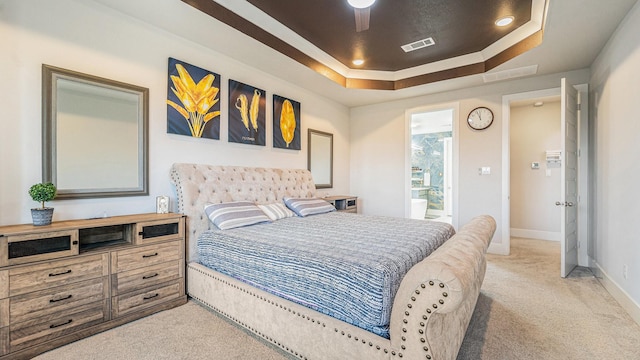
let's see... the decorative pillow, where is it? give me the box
[204,201,271,230]
[257,203,296,221]
[283,197,336,217]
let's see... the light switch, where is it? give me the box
[531,162,540,169]
[479,167,491,175]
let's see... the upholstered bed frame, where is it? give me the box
[170,163,496,360]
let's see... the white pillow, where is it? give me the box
[204,201,271,230]
[257,203,296,220]
[283,197,336,217]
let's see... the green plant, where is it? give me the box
[29,182,57,208]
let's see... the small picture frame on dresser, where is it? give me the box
[156,196,169,214]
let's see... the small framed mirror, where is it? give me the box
[307,129,333,189]
[42,65,149,199]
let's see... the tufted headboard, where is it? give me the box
[170,163,318,262]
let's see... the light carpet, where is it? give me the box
[35,238,640,360]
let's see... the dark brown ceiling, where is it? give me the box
[182,0,542,90]
[246,0,531,71]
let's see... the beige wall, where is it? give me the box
[510,101,561,239]
[350,70,590,254]
[589,0,640,316]
[0,0,350,225]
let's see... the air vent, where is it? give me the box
[483,65,538,83]
[401,37,435,53]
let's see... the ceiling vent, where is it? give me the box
[483,64,538,83]
[401,37,435,53]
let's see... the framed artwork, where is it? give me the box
[273,95,301,150]
[228,79,266,146]
[166,58,221,139]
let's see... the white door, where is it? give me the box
[560,78,579,278]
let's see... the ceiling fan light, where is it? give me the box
[495,16,514,27]
[348,0,376,9]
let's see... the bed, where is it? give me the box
[170,163,496,360]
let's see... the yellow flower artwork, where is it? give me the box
[167,58,221,139]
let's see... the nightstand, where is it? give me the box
[324,196,358,213]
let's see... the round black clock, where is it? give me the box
[467,106,494,130]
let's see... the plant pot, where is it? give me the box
[31,207,54,226]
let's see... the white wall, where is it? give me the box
[589,0,640,321]
[510,101,561,240]
[350,69,590,254]
[0,0,350,225]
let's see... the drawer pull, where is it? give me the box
[142,252,159,258]
[49,269,72,277]
[49,294,73,303]
[142,273,159,280]
[143,293,159,300]
[49,319,73,329]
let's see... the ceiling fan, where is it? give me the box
[348,0,376,32]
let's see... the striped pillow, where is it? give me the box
[257,203,296,220]
[283,197,336,217]
[204,201,271,230]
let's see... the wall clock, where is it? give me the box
[467,106,494,130]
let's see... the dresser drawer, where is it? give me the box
[9,302,106,353]
[112,260,182,296]
[8,253,109,297]
[112,241,182,273]
[135,218,184,245]
[2,229,79,267]
[112,281,182,318]
[10,278,108,324]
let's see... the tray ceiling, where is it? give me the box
[182,0,545,90]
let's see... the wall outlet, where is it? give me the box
[623,264,628,280]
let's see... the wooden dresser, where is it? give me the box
[0,213,187,359]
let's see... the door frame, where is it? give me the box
[501,86,589,264]
[575,84,589,267]
[405,102,460,228]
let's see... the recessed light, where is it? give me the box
[533,101,544,107]
[495,16,514,27]
[347,0,376,9]
[352,59,365,66]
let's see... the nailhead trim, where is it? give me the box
[398,280,449,360]
[191,267,392,357]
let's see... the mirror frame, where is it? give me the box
[42,64,149,199]
[307,129,333,189]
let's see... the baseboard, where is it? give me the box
[510,228,561,241]
[488,241,509,255]
[593,263,640,327]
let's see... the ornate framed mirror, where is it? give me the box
[307,129,333,189]
[42,65,149,199]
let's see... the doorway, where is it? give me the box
[410,108,454,223]
[509,95,562,242]
[502,83,589,276]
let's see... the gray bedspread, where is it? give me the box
[197,212,455,338]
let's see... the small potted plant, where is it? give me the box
[29,182,57,226]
